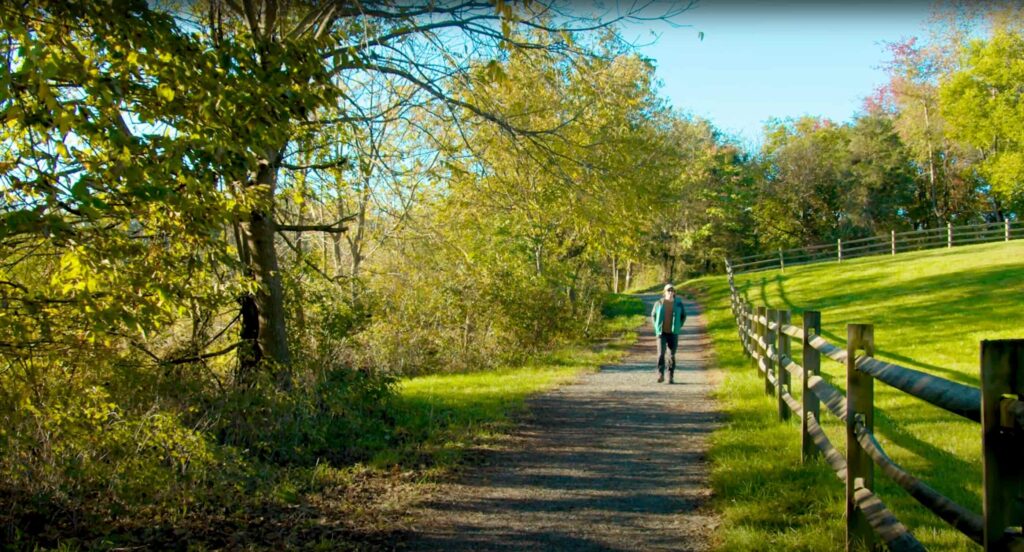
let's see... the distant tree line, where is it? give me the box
[634,2,1024,280]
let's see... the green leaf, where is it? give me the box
[156,83,175,102]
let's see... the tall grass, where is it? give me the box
[687,240,1024,551]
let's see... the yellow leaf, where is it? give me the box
[156,83,175,102]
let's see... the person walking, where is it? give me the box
[651,284,686,383]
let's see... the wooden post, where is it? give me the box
[756,306,767,382]
[777,309,792,421]
[891,230,896,256]
[1006,219,1011,242]
[948,222,953,248]
[802,311,821,462]
[980,339,1024,551]
[846,323,876,552]
[737,297,747,356]
[766,308,778,397]
[745,301,753,356]
[838,238,843,262]
[779,248,785,273]
[750,303,759,371]
[753,305,761,372]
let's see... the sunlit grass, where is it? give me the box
[687,240,1024,551]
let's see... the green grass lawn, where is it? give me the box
[685,240,1024,551]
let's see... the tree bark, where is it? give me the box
[293,200,307,336]
[625,260,633,291]
[238,156,292,388]
[345,180,369,302]
[611,255,619,293]
[923,102,941,224]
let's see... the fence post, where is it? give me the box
[948,222,953,248]
[838,238,843,262]
[980,339,1024,551]
[737,299,747,354]
[1006,219,1011,242]
[749,303,758,370]
[891,230,896,256]
[749,303,759,371]
[732,292,744,350]
[766,308,778,397]
[846,323,876,552]
[802,311,821,463]
[745,303,753,358]
[756,306,768,388]
[779,248,785,273]
[777,309,792,421]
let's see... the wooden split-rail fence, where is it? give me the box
[730,220,1022,274]
[724,262,1024,551]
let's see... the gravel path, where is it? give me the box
[396,295,722,551]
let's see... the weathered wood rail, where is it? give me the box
[729,221,1023,274]
[724,262,1024,551]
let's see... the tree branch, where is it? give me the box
[164,341,243,365]
[276,215,356,234]
[278,158,347,171]
[278,229,347,284]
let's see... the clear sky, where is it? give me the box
[624,0,935,146]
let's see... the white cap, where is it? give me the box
[664,284,675,292]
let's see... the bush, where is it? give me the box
[210,363,397,465]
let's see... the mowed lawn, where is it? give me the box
[686,240,1024,551]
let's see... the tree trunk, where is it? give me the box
[611,255,619,293]
[923,103,940,224]
[345,181,369,303]
[238,156,292,389]
[294,201,307,336]
[233,219,262,381]
[332,230,344,278]
[625,260,633,291]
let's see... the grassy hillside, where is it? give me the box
[685,240,1024,551]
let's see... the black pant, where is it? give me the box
[657,332,678,375]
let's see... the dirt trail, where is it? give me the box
[397,295,721,551]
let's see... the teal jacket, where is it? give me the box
[651,297,686,335]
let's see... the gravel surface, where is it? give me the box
[397,295,722,551]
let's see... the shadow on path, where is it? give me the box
[395,296,721,551]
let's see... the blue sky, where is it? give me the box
[624,0,934,146]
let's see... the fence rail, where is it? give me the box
[724,263,1024,551]
[729,221,1022,274]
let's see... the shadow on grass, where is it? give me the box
[737,264,1024,386]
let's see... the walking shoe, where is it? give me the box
[669,375,675,384]
[657,373,664,383]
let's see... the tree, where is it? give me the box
[940,28,1024,217]
[880,35,986,226]
[753,117,853,248]
[845,110,917,232]
[2,0,689,387]
[1,2,248,367]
